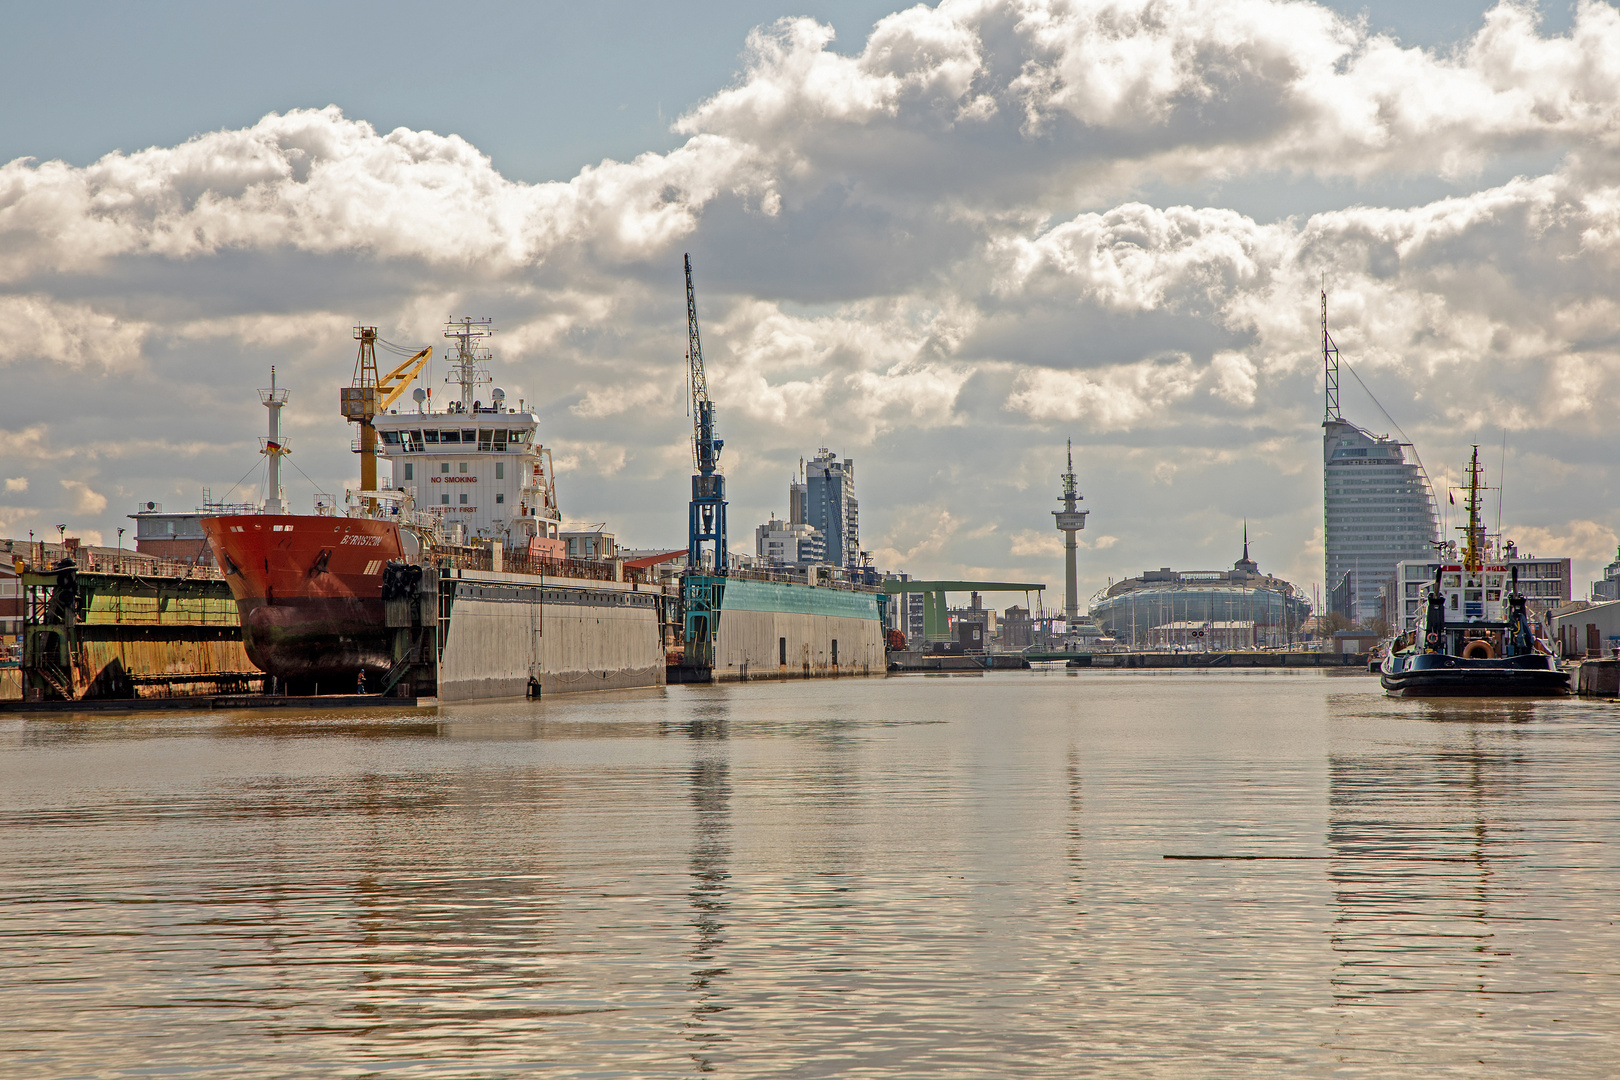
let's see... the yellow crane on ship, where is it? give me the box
[340,327,432,509]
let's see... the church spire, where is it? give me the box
[1235,520,1258,574]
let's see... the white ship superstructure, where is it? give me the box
[372,318,563,551]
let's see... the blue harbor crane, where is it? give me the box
[685,253,727,571]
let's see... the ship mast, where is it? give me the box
[443,317,493,410]
[260,367,289,515]
[1462,444,1484,572]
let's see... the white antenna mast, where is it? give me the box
[443,317,494,409]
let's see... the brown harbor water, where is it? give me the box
[2,669,1618,1077]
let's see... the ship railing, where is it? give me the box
[702,565,882,593]
[21,552,224,581]
[433,547,651,586]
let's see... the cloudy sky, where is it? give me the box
[4,0,1618,608]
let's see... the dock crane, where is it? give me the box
[340,327,432,510]
[685,254,727,571]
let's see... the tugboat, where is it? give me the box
[1379,446,1567,697]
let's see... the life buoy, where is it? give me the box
[1462,639,1496,659]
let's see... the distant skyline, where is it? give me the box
[4,0,1616,606]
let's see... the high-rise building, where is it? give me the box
[755,517,825,567]
[1321,293,1439,625]
[805,448,859,569]
[788,478,809,527]
[1323,423,1441,626]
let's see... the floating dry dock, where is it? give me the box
[17,559,258,702]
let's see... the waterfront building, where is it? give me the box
[561,527,617,560]
[755,517,825,567]
[129,502,215,565]
[1001,605,1034,648]
[947,593,996,642]
[806,449,859,568]
[1323,418,1440,624]
[1091,534,1311,648]
[1551,599,1620,659]
[881,573,926,645]
[0,559,19,640]
[1148,620,1256,650]
[1592,547,1620,601]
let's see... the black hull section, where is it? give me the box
[1380,653,1569,697]
[237,595,394,687]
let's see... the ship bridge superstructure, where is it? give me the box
[373,407,560,547]
[368,318,562,549]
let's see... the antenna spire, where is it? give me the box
[1053,438,1088,632]
[1322,286,1341,422]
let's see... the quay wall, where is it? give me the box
[436,569,664,701]
[1576,658,1619,696]
[704,577,884,681]
[1084,651,1369,668]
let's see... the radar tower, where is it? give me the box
[1052,438,1089,630]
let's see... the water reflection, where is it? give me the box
[1328,721,1530,1004]
[683,698,732,1071]
[4,676,1619,1076]
[1065,745,1084,885]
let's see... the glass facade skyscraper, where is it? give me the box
[806,449,858,569]
[1323,418,1440,624]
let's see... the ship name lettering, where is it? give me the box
[340,535,384,546]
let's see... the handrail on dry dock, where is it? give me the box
[434,547,651,586]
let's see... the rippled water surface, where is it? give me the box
[3,670,1619,1077]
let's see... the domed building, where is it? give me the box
[1090,531,1312,649]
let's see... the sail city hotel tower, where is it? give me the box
[1321,295,1440,624]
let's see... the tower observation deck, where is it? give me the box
[1053,439,1089,629]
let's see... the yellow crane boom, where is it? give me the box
[341,327,432,505]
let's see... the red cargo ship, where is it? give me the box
[204,329,571,693]
[202,513,405,687]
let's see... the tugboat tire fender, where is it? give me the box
[1462,639,1496,660]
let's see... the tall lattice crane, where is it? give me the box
[685,253,727,571]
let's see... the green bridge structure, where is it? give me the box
[880,579,1046,643]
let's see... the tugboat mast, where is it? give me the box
[1461,445,1484,572]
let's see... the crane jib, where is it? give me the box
[683,254,728,576]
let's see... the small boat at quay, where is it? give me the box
[1379,446,1568,698]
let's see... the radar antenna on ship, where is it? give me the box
[443,317,494,412]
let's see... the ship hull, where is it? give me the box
[1379,652,1569,697]
[204,514,667,699]
[202,515,404,687]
